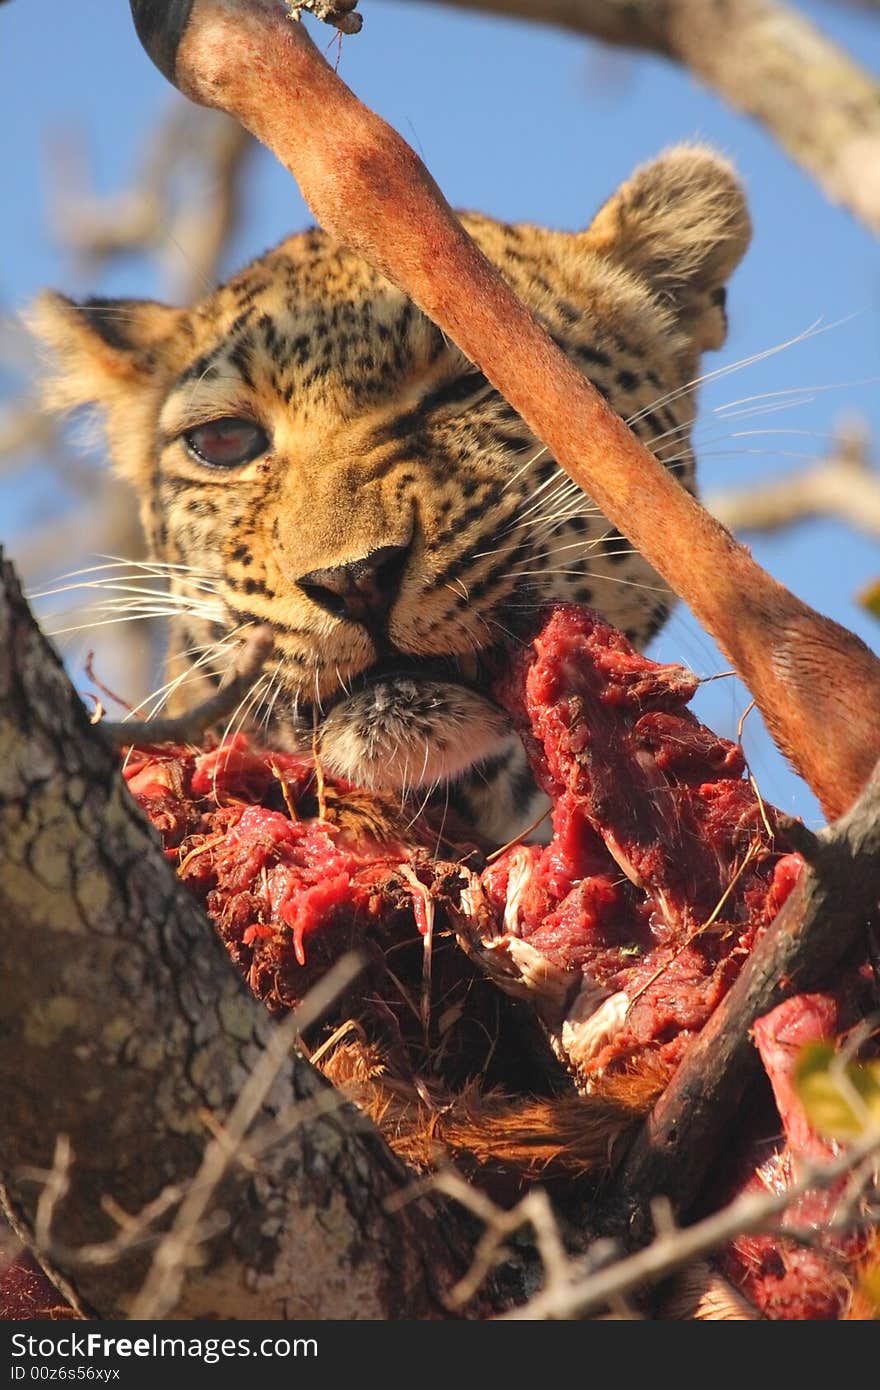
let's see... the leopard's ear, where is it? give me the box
[27,291,184,414]
[581,145,751,350]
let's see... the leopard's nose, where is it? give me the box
[297,543,410,629]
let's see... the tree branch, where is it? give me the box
[707,419,880,541]
[496,1127,880,1318]
[609,759,880,1234]
[0,552,493,1319]
[50,104,254,303]
[410,0,880,237]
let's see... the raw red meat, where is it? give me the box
[123,735,546,1096]
[126,737,434,1001]
[718,981,876,1320]
[122,609,805,1092]
[122,606,870,1322]
[8,602,869,1321]
[457,604,805,1085]
[0,1246,76,1321]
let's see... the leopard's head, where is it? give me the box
[32,145,749,838]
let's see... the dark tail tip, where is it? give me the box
[129,0,195,85]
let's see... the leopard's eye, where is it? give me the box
[182,417,269,468]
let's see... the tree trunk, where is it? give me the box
[0,553,492,1320]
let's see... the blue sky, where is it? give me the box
[1,0,878,824]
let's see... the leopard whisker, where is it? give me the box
[534,536,634,562]
[443,577,470,604]
[46,592,225,628]
[624,316,834,428]
[333,663,353,698]
[405,771,441,834]
[478,611,525,649]
[45,608,219,638]
[499,459,586,526]
[82,592,223,615]
[509,567,670,593]
[709,376,878,416]
[650,403,818,456]
[248,663,286,732]
[260,660,288,731]
[88,553,220,581]
[662,444,845,467]
[502,502,597,538]
[31,555,222,593]
[500,443,549,494]
[198,666,276,799]
[31,574,223,604]
[497,492,598,535]
[217,667,275,756]
[643,394,841,460]
[120,630,251,724]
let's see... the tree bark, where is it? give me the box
[0,553,490,1320]
[413,0,880,237]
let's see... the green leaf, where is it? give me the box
[860,579,880,621]
[793,1042,880,1140]
[858,1262,880,1318]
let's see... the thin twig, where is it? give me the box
[129,951,365,1319]
[100,624,273,747]
[496,1129,880,1319]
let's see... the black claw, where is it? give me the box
[129,0,195,85]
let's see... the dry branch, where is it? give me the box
[496,1128,880,1319]
[128,0,880,825]
[611,761,880,1233]
[51,104,254,304]
[99,623,274,747]
[708,419,880,541]
[414,0,880,237]
[0,552,495,1319]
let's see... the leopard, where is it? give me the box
[32,143,750,844]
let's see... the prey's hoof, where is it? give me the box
[129,0,195,83]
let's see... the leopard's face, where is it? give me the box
[33,145,750,840]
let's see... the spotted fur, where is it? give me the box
[31,144,750,842]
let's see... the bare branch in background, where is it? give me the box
[411,0,880,237]
[49,103,254,303]
[708,417,880,540]
[2,103,257,706]
[0,312,62,472]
